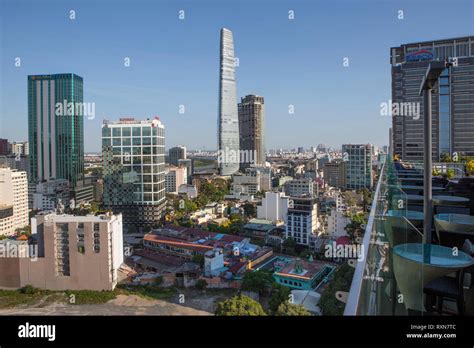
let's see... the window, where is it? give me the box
[122,127,131,137]
[102,127,111,137]
[132,127,141,136]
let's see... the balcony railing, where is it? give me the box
[344,157,474,315]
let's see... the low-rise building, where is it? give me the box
[204,248,224,277]
[178,184,198,199]
[273,258,335,291]
[33,179,70,211]
[231,171,260,195]
[326,208,350,238]
[0,212,124,290]
[257,191,289,223]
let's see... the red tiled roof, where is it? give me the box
[276,259,325,280]
[144,234,214,252]
[134,249,185,266]
[336,236,351,246]
[227,261,248,274]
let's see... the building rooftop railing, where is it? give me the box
[344,156,474,316]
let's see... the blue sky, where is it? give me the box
[0,0,473,152]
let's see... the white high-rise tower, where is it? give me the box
[218,28,240,176]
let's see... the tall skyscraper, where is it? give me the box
[238,95,265,170]
[218,28,240,176]
[28,74,84,186]
[342,144,373,189]
[169,145,186,166]
[102,117,166,227]
[391,36,474,161]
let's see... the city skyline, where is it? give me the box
[1,0,473,152]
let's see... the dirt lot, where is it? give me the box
[0,294,210,316]
[0,288,238,316]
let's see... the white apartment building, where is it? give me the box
[285,196,319,246]
[33,179,70,211]
[257,191,289,223]
[232,171,260,195]
[327,208,350,238]
[0,167,29,236]
[165,166,187,194]
[11,141,29,156]
[284,178,314,197]
[249,166,271,191]
[178,184,198,199]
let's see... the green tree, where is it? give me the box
[195,279,208,290]
[275,302,311,316]
[215,295,266,316]
[344,213,367,241]
[440,153,452,163]
[268,284,291,314]
[318,263,354,315]
[192,254,205,267]
[243,203,257,218]
[467,160,474,175]
[282,237,297,255]
[241,270,274,294]
[357,188,372,211]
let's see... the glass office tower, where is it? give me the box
[391,36,474,161]
[342,144,373,189]
[102,117,166,226]
[218,28,240,176]
[28,74,84,186]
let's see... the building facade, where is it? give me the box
[218,28,240,176]
[102,117,166,226]
[257,191,290,223]
[342,144,373,189]
[391,36,474,161]
[285,196,319,246]
[0,213,123,290]
[0,167,29,236]
[323,160,346,188]
[11,141,29,156]
[284,178,315,197]
[33,178,70,211]
[169,146,186,166]
[238,95,265,170]
[28,74,84,186]
[165,165,187,193]
[0,139,8,156]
